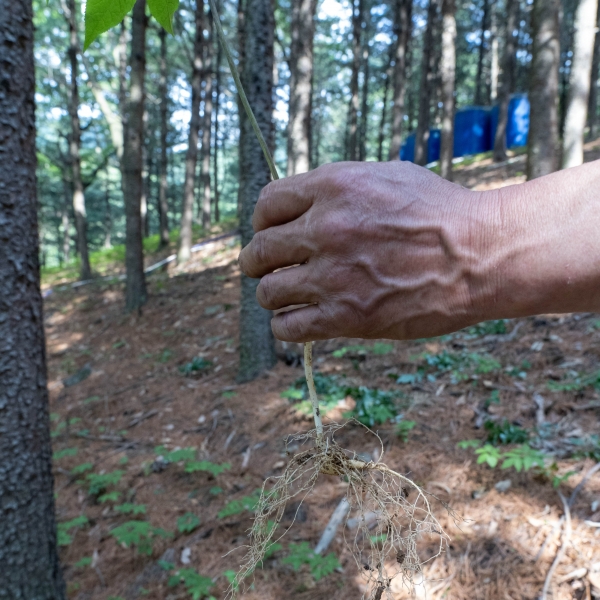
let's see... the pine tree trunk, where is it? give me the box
[439,0,456,180]
[287,0,316,175]
[359,5,371,162]
[377,47,393,162]
[66,0,91,280]
[238,0,277,382]
[588,1,600,139]
[493,0,518,162]
[158,28,170,247]
[527,0,560,180]
[201,6,214,230]
[213,9,222,223]
[562,0,599,167]
[179,0,204,263]
[389,0,412,160]
[61,179,71,264]
[414,0,439,166]
[103,173,112,248]
[0,1,65,597]
[236,0,246,218]
[490,5,499,102]
[122,0,148,311]
[348,0,363,161]
[474,0,489,105]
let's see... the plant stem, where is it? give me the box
[209,0,322,439]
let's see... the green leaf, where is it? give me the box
[177,512,200,533]
[84,0,136,50]
[147,0,180,35]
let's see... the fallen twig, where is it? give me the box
[314,497,350,555]
[541,492,571,600]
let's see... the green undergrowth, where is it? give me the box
[41,216,238,286]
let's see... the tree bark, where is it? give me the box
[238,0,277,382]
[213,7,222,222]
[158,28,170,247]
[414,0,439,166]
[359,3,371,162]
[103,172,112,248]
[493,0,518,162]
[389,0,412,160]
[179,0,205,263]
[377,47,393,162]
[122,0,148,311]
[562,0,599,168]
[66,0,91,280]
[474,0,489,105]
[588,2,600,140]
[589,1,600,139]
[236,0,246,218]
[0,1,65,597]
[201,4,214,229]
[490,4,499,102]
[527,0,560,180]
[440,0,456,180]
[348,0,363,161]
[61,179,71,264]
[287,0,317,175]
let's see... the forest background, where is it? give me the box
[2,0,600,598]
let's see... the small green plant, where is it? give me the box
[179,357,212,376]
[484,420,529,445]
[110,521,172,556]
[484,389,500,408]
[506,360,531,379]
[282,542,340,582]
[464,320,507,336]
[73,557,93,568]
[98,491,121,504]
[86,470,124,496]
[547,369,600,393]
[158,349,174,363]
[71,462,94,475]
[473,443,546,472]
[168,568,215,600]
[395,419,416,442]
[53,448,78,461]
[347,386,400,427]
[185,460,231,476]
[457,439,482,449]
[419,350,501,382]
[177,513,201,533]
[474,444,503,468]
[282,373,348,415]
[332,342,394,358]
[57,515,89,546]
[218,490,262,518]
[115,503,147,516]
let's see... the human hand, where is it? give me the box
[238,161,502,342]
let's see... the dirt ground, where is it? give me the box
[45,143,600,600]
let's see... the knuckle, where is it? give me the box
[256,275,276,309]
[255,183,276,230]
[278,312,305,342]
[252,231,270,269]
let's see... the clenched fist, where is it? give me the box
[238,159,600,342]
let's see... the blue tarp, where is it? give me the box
[400,95,530,163]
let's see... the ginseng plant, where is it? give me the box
[208,2,452,598]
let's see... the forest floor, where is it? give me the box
[45,142,600,600]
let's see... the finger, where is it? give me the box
[253,171,318,232]
[271,304,340,342]
[257,265,319,311]
[238,221,311,279]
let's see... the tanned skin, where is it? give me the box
[238,160,600,342]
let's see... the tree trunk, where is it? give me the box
[589,1,600,139]
[213,7,222,223]
[287,0,317,175]
[236,0,246,218]
[359,4,371,162]
[61,179,71,263]
[66,0,91,280]
[562,0,599,168]
[377,47,393,162]
[0,1,65,597]
[527,0,560,180]
[238,0,277,382]
[439,0,456,180]
[414,0,439,166]
[493,0,518,162]
[122,0,148,311]
[474,0,489,105]
[348,0,363,161]
[389,0,412,160]
[103,172,112,248]
[141,109,150,238]
[201,5,214,229]
[490,4,499,102]
[158,28,170,247]
[179,0,204,263]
